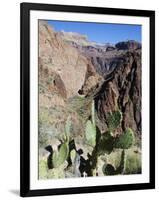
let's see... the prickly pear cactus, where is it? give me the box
[85,100,96,147]
[49,161,68,179]
[115,128,134,149]
[52,142,69,168]
[102,163,116,175]
[65,116,71,141]
[85,120,96,147]
[70,149,76,164]
[91,99,95,126]
[98,131,114,155]
[107,110,122,131]
[118,149,126,174]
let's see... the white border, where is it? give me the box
[30,10,150,190]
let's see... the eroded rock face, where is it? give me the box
[79,51,141,136]
[61,33,142,79]
[95,51,141,136]
[39,20,95,99]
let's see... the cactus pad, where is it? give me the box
[85,120,96,147]
[115,128,134,149]
[98,131,114,155]
[53,143,69,168]
[102,163,116,175]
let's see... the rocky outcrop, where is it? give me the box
[106,46,116,51]
[90,55,124,75]
[58,31,95,46]
[58,31,109,48]
[115,40,141,50]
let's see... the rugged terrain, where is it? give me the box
[38,21,142,179]
[59,29,141,137]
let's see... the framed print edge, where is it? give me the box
[149,10,155,189]
[20,2,155,197]
[20,3,30,197]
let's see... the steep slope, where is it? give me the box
[79,51,141,137]
[39,20,96,100]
